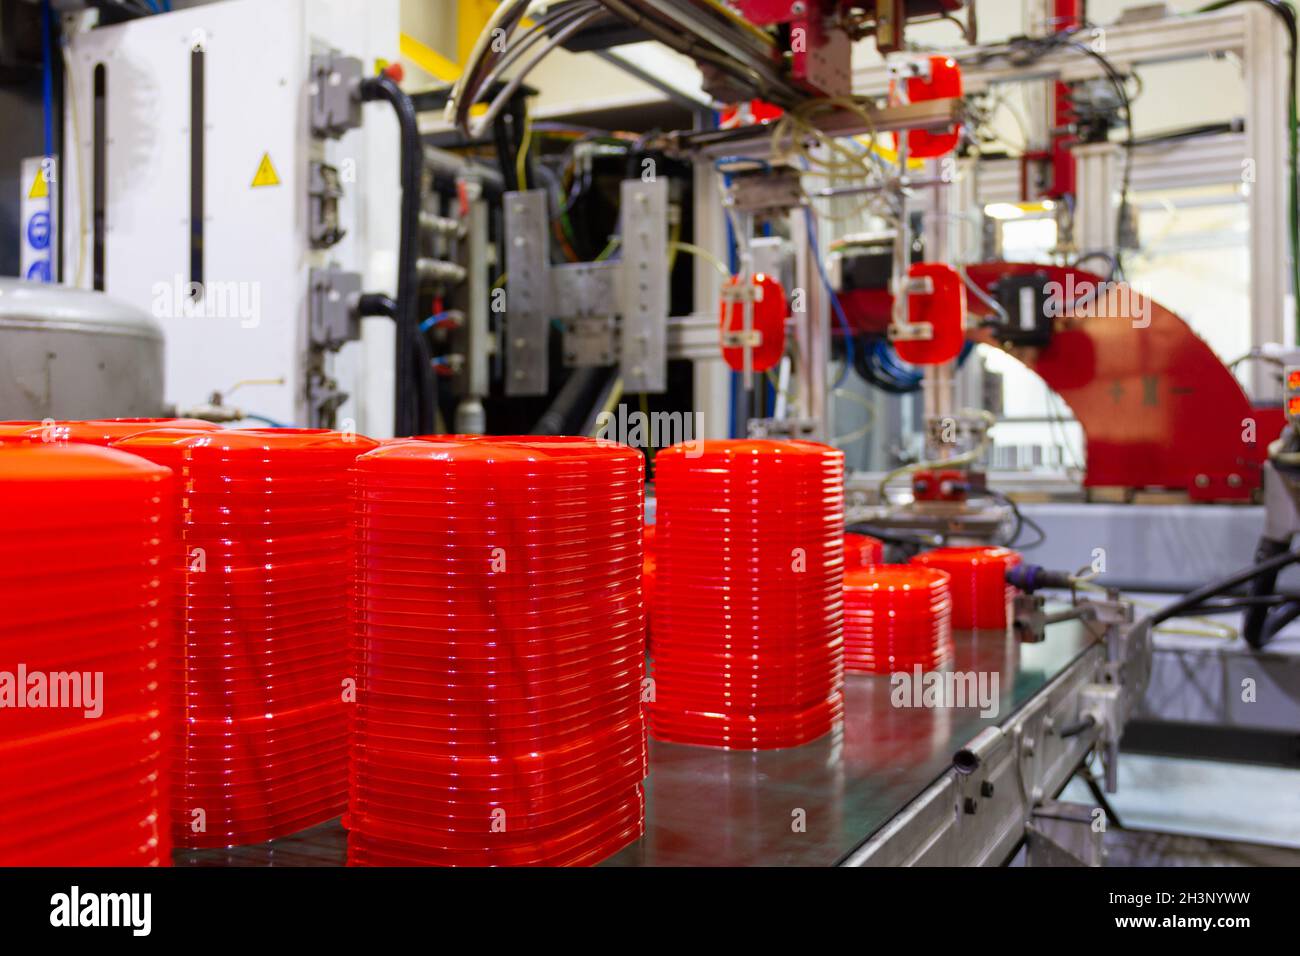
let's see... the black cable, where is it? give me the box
[1057,715,1096,738]
[844,523,943,551]
[492,110,520,194]
[1254,599,1300,645]
[1070,250,1118,281]
[1149,545,1300,627]
[356,293,396,319]
[988,490,1047,550]
[360,75,430,436]
[1244,535,1295,647]
[1131,119,1243,147]
[1076,761,1124,829]
[1175,594,1291,616]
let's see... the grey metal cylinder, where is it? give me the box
[0,279,164,420]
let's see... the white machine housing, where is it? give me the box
[61,0,400,435]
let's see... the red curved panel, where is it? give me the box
[963,262,1282,501]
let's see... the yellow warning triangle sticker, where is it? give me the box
[251,152,280,188]
[28,167,48,200]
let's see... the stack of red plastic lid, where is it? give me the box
[114,427,378,849]
[348,435,647,866]
[649,439,845,750]
[911,546,1022,631]
[0,443,172,865]
[0,421,42,444]
[843,532,885,570]
[0,417,221,447]
[643,522,657,654]
[842,566,954,674]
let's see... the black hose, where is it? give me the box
[1149,545,1300,630]
[1243,535,1294,648]
[1056,715,1096,739]
[1076,762,1123,829]
[356,293,396,319]
[492,111,519,193]
[360,75,431,436]
[531,368,601,435]
[1255,600,1300,646]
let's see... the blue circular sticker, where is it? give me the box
[27,211,51,251]
[26,259,51,282]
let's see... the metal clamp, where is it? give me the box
[310,51,363,139]
[308,266,362,350]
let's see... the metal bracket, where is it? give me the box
[889,320,935,341]
[619,178,669,393]
[563,317,618,367]
[308,161,345,248]
[503,190,550,395]
[1014,592,1048,644]
[309,52,363,139]
[308,266,361,350]
[748,417,821,440]
[728,167,805,216]
[721,329,764,349]
[550,261,621,319]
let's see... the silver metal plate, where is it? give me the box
[563,316,618,367]
[550,261,620,319]
[503,189,549,396]
[617,178,668,393]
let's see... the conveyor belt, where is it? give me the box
[176,621,1097,867]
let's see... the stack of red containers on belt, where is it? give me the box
[650,439,845,750]
[911,546,1022,631]
[348,435,647,866]
[843,532,885,570]
[642,522,657,654]
[0,417,221,448]
[114,427,378,849]
[0,444,172,864]
[842,566,954,674]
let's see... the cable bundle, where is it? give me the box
[650,439,845,750]
[348,436,647,866]
[842,566,954,674]
[0,444,171,865]
[843,532,884,570]
[114,428,378,849]
[911,546,1022,631]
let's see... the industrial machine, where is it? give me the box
[7,0,1300,868]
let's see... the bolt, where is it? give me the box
[963,798,978,815]
[1228,474,1242,487]
[1195,474,1210,488]
[980,781,995,798]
